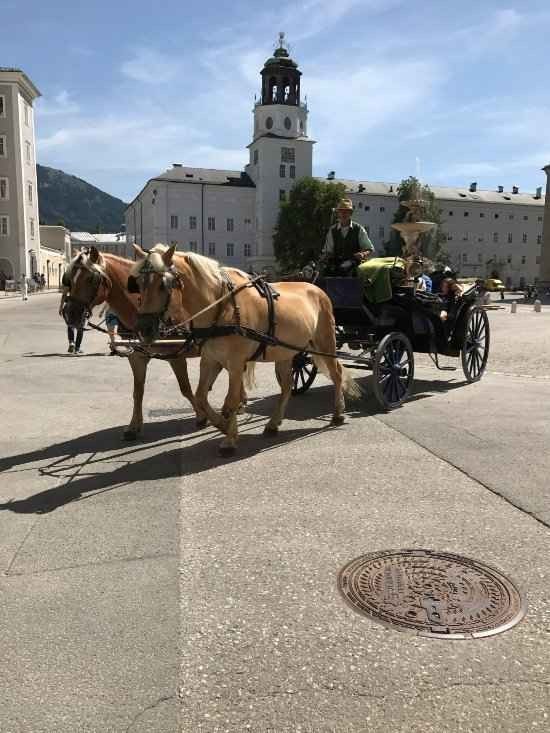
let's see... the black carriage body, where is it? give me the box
[323,277,478,357]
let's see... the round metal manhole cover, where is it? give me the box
[338,549,526,639]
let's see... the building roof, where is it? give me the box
[71,232,126,244]
[0,67,41,98]
[327,178,546,206]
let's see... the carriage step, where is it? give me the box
[438,366,457,371]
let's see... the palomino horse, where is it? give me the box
[62,247,246,438]
[130,244,361,455]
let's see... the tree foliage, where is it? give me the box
[273,177,346,272]
[385,176,448,263]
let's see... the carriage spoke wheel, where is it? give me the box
[291,352,318,395]
[372,332,414,410]
[461,307,490,383]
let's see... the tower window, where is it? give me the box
[226,243,234,257]
[24,104,30,126]
[226,218,234,232]
[284,116,292,130]
[0,135,6,157]
[522,233,527,243]
[0,215,9,236]
[189,216,197,230]
[25,141,31,163]
[279,189,286,202]
[0,178,8,200]
[30,218,35,238]
[281,147,295,163]
[208,216,216,231]
[253,149,259,165]
[28,182,32,204]
[0,95,5,117]
[170,215,178,229]
[208,242,216,256]
[279,164,286,178]
[521,255,526,265]
[266,116,273,130]
[244,243,252,258]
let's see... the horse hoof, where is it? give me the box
[331,415,346,426]
[263,424,279,435]
[123,429,138,441]
[237,405,247,415]
[196,417,208,429]
[218,445,236,457]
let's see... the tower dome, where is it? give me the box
[260,33,301,106]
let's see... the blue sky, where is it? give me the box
[4,0,550,202]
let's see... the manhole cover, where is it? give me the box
[338,549,526,639]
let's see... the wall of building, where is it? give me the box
[39,245,65,289]
[0,83,21,280]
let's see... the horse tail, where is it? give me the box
[243,362,257,391]
[311,353,363,400]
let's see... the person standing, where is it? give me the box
[322,198,374,274]
[59,285,84,355]
[20,273,28,301]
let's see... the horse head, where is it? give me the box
[62,246,111,328]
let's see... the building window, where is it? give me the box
[208,242,216,256]
[279,189,286,202]
[244,243,252,257]
[522,233,527,244]
[189,216,197,230]
[208,216,216,231]
[464,211,469,217]
[279,164,286,178]
[462,253,468,263]
[170,215,178,229]
[281,147,295,163]
[538,216,543,222]
[537,235,542,245]
[226,217,234,232]
[0,216,9,236]
[0,95,5,117]
[493,232,498,243]
[24,104,30,126]
[244,218,252,229]
[380,206,385,212]
[509,214,514,220]
[523,215,528,221]
[28,182,32,204]
[447,234,453,241]
[0,135,6,157]
[478,253,483,263]
[365,205,370,211]
[478,236,484,242]
[507,255,512,264]
[462,234,468,241]
[189,241,198,252]
[536,256,541,264]
[494,213,499,219]
[507,233,512,244]
[448,211,453,216]
[378,226,384,241]
[0,177,8,200]
[30,218,35,238]
[521,255,526,265]
[25,141,31,163]
[289,165,296,179]
[253,149,258,165]
[480,212,485,218]
[226,242,234,257]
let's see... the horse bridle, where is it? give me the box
[128,256,184,327]
[62,263,111,326]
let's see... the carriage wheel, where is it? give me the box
[461,307,490,383]
[372,332,414,410]
[291,352,318,395]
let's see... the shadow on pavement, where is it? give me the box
[0,373,465,515]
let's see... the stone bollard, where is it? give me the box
[511,301,517,314]
[534,299,542,313]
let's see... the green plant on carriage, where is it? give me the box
[384,176,450,264]
[273,177,347,272]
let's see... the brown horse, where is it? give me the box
[130,244,361,455]
[62,247,242,438]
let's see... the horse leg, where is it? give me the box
[124,352,149,440]
[218,364,246,456]
[169,356,212,428]
[195,357,229,434]
[264,359,293,434]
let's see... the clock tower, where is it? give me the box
[245,33,314,272]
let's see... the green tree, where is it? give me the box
[273,177,346,272]
[385,176,449,263]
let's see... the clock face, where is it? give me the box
[284,116,292,130]
[266,116,273,130]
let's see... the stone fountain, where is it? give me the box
[391,182,437,289]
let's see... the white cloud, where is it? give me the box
[36,90,80,117]
[120,49,185,84]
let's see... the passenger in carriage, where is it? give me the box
[438,277,462,321]
[322,198,374,275]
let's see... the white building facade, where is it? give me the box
[126,39,546,287]
[0,68,41,284]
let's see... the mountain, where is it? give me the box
[37,164,127,233]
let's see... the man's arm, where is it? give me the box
[358,226,374,252]
[59,286,69,316]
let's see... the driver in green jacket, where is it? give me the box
[322,198,374,274]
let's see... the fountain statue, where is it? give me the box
[391,180,437,289]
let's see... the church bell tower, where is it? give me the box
[245,34,314,272]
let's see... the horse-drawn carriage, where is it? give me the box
[290,265,490,410]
